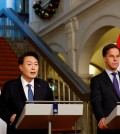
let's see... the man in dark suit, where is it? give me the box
[0,51,54,134]
[90,44,120,134]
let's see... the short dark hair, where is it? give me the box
[102,44,120,57]
[18,51,39,65]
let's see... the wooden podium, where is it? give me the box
[15,101,83,134]
[106,104,120,129]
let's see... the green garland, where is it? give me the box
[33,0,60,20]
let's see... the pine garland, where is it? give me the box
[33,0,60,20]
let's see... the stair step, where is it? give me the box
[0,42,10,45]
[0,50,14,53]
[0,54,18,58]
[0,40,9,43]
[0,45,12,50]
[0,47,13,50]
[0,71,21,75]
[0,62,19,66]
[0,37,7,39]
[0,37,21,89]
[0,38,8,41]
[0,41,10,47]
[0,58,18,61]
[0,40,8,43]
[0,75,20,80]
[0,66,20,71]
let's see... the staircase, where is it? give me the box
[0,37,21,90]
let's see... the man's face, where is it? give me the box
[19,56,39,82]
[103,48,120,71]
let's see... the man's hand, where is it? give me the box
[98,118,108,130]
[10,114,16,123]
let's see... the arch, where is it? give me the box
[77,15,120,74]
[49,42,68,62]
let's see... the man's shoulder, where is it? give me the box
[1,77,21,92]
[34,78,48,84]
[91,71,106,80]
[4,77,20,86]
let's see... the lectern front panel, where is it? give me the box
[16,103,83,129]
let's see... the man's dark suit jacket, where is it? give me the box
[0,76,54,134]
[90,70,120,134]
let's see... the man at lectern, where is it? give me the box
[90,44,120,134]
[0,51,54,134]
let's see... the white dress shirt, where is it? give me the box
[20,76,34,100]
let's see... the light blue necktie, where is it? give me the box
[112,72,120,98]
[27,84,33,101]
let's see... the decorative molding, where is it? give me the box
[37,0,101,36]
[64,21,74,34]
[72,17,79,31]
[64,17,78,34]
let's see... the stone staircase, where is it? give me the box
[0,37,21,90]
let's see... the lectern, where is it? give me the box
[106,104,120,129]
[0,118,7,134]
[15,101,83,134]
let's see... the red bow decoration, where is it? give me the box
[117,34,120,48]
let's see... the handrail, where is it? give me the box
[0,8,90,101]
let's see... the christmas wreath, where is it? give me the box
[33,0,60,20]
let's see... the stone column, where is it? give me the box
[64,17,78,72]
